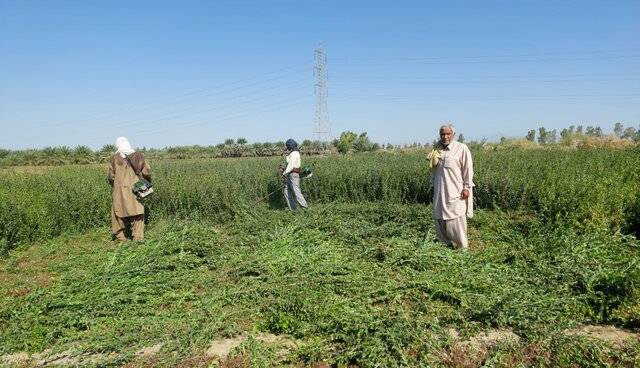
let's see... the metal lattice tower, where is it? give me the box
[313,46,332,142]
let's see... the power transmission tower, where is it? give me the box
[313,45,332,142]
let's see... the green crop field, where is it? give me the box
[1,149,639,367]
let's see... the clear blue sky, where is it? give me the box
[1,0,638,149]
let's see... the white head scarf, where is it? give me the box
[116,137,135,158]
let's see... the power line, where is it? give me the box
[333,54,640,67]
[336,72,635,78]
[75,90,314,147]
[28,64,311,129]
[5,73,313,144]
[332,48,640,62]
[116,94,313,142]
[333,93,640,101]
[334,77,638,84]
[91,78,311,132]
[3,79,308,144]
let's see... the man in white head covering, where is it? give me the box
[107,137,152,241]
[428,124,474,250]
[116,136,135,157]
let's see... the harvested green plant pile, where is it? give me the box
[1,203,639,367]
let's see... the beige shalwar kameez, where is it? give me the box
[107,152,152,241]
[431,140,474,249]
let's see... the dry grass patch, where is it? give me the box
[564,325,640,346]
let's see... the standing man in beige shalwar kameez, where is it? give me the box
[428,124,474,250]
[107,137,152,241]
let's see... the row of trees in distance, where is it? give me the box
[1,123,638,167]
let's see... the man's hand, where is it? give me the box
[461,189,470,200]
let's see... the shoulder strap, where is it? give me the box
[124,154,143,179]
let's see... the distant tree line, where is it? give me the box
[2,123,638,167]
[0,134,372,166]
[521,123,640,145]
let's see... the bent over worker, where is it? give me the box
[428,124,474,249]
[282,139,308,210]
[107,137,152,241]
